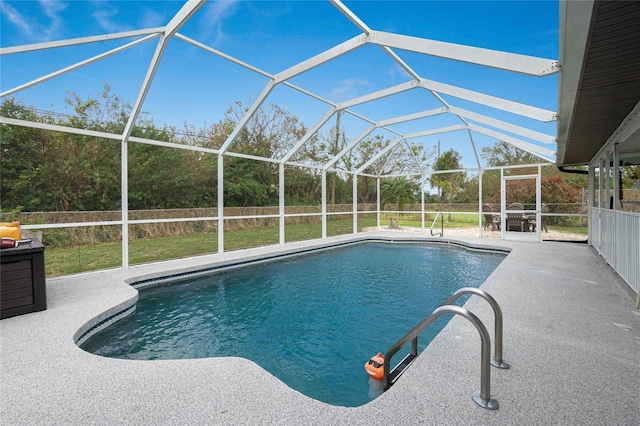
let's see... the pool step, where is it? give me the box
[388,353,417,385]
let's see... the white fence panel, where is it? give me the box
[589,208,600,249]
[591,207,640,294]
[616,212,640,294]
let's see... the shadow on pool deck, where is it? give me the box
[1,231,639,425]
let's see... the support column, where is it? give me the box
[605,151,611,209]
[121,138,129,269]
[536,165,542,241]
[588,164,595,244]
[279,163,285,244]
[421,174,426,232]
[217,154,224,254]
[353,174,358,234]
[478,170,483,238]
[613,143,620,210]
[599,157,605,252]
[322,170,327,238]
[612,144,620,271]
[500,168,505,239]
[588,165,595,208]
[376,178,381,228]
[599,158,605,209]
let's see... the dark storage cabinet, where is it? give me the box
[1,239,46,319]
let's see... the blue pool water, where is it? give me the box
[81,242,505,406]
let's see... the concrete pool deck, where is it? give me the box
[1,231,639,425]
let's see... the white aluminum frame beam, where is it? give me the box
[323,108,447,172]
[369,31,560,77]
[175,33,273,79]
[274,34,368,83]
[331,0,423,87]
[0,28,164,55]
[323,124,376,170]
[121,0,205,142]
[380,46,422,81]
[218,33,372,156]
[355,136,404,174]
[467,129,481,169]
[0,0,565,266]
[118,0,206,268]
[468,124,555,160]
[0,117,289,166]
[218,80,277,153]
[419,79,557,122]
[448,106,556,144]
[1,34,159,98]
[176,33,338,108]
[376,141,403,178]
[280,107,337,163]
[376,107,448,127]
[403,139,427,174]
[337,80,418,109]
[283,81,424,165]
[404,124,467,140]
[330,0,371,34]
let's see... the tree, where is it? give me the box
[0,98,53,212]
[622,165,640,188]
[217,101,310,205]
[225,101,309,160]
[345,136,435,204]
[481,141,545,167]
[430,149,466,219]
[381,176,420,228]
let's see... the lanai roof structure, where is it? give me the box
[1,2,639,423]
[1,0,559,174]
[1,1,638,292]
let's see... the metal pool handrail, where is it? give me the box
[383,305,499,410]
[440,287,510,369]
[430,211,443,236]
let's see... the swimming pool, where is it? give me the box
[81,241,505,406]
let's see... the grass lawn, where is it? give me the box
[399,213,481,229]
[549,225,588,234]
[43,216,587,277]
[44,218,377,277]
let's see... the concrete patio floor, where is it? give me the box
[1,231,639,425]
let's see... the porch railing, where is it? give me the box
[590,207,640,299]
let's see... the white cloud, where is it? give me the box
[0,1,67,41]
[200,0,240,46]
[91,3,129,33]
[140,9,167,28]
[1,2,33,35]
[329,78,370,99]
[386,63,412,82]
[38,0,67,39]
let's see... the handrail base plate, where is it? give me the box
[491,359,511,369]
[472,391,499,410]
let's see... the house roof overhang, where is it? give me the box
[557,0,640,167]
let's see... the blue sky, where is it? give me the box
[1,1,559,169]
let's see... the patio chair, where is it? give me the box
[540,204,549,232]
[482,204,498,231]
[506,203,525,232]
[527,204,549,232]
